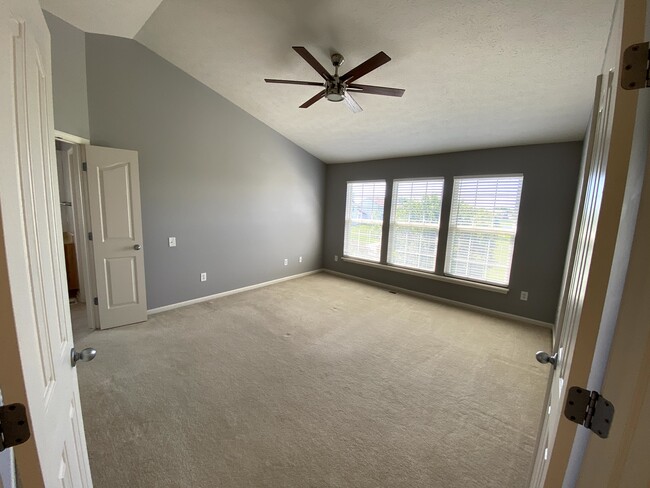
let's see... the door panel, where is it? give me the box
[99,163,134,239]
[105,257,139,306]
[574,3,650,484]
[530,71,605,488]
[0,1,93,486]
[531,0,646,485]
[85,145,147,329]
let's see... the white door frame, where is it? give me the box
[55,131,98,332]
[55,129,89,146]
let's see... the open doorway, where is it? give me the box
[54,135,149,334]
[55,136,97,342]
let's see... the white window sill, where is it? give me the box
[340,257,509,294]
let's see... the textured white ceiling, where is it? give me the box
[45,0,616,163]
[40,0,164,38]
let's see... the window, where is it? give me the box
[445,175,523,286]
[387,178,444,272]
[343,181,386,262]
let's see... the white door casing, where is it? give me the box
[0,0,92,486]
[84,145,147,329]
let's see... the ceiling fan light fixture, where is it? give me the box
[326,89,345,102]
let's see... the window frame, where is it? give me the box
[386,177,445,273]
[443,173,524,287]
[340,173,524,293]
[342,179,387,263]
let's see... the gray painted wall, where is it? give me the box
[84,35,325,309]
[324,143,582,323]
[43,11,89,139]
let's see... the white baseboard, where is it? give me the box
[147,269,323,315]
[324,269,554,329]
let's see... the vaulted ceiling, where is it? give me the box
[41,0,616,163]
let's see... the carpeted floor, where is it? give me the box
[75,273,551,488]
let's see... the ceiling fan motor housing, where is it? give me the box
[326,53,346,102]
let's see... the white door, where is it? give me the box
[531,0,646,485]
[573,3,650,485]
[575,96,650,487]
[530,70,608,486]
[84,145,147,329]
[0,0,92,486]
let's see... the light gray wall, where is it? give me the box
[324,143,582,323]
[84,35,325,310]
[43,11,89,140]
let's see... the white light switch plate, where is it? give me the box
[169,237,176,247]
[200,272,207,282]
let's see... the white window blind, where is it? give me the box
[387,178,444,272]
[343,181,386,262]
[445,175,523,286]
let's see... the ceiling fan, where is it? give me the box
[265,46,405,113]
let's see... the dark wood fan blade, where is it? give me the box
[265,79,325,87]
[347,83,405,97]
[299,90,326,108]
[343,92,363,113]
[340,51,391,83]
[292,47,333,81]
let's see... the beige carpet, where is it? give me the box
[75,273,551,488]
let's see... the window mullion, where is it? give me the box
[379,179,393,265]
[436,175,454,275]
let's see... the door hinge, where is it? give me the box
[621,41,649,90]
[88,231,93,241]
[93,297,99,306]
[82,162,87,171]
[564,386,615,438]
[0,403,31,452]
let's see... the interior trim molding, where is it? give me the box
[54,130,90,145]
[147,269,323,315]
[324,269,554,329]
[341,256,509,294]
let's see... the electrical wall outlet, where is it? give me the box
[334,255,339,262]
[168,237,176,247]
[200,272,207,282]
[299,256,303,263]
[520,291,529,301]
[284,258,288,266]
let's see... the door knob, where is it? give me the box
[133,244,142,250]
[536,350,558,367]
[71,347,97,367]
